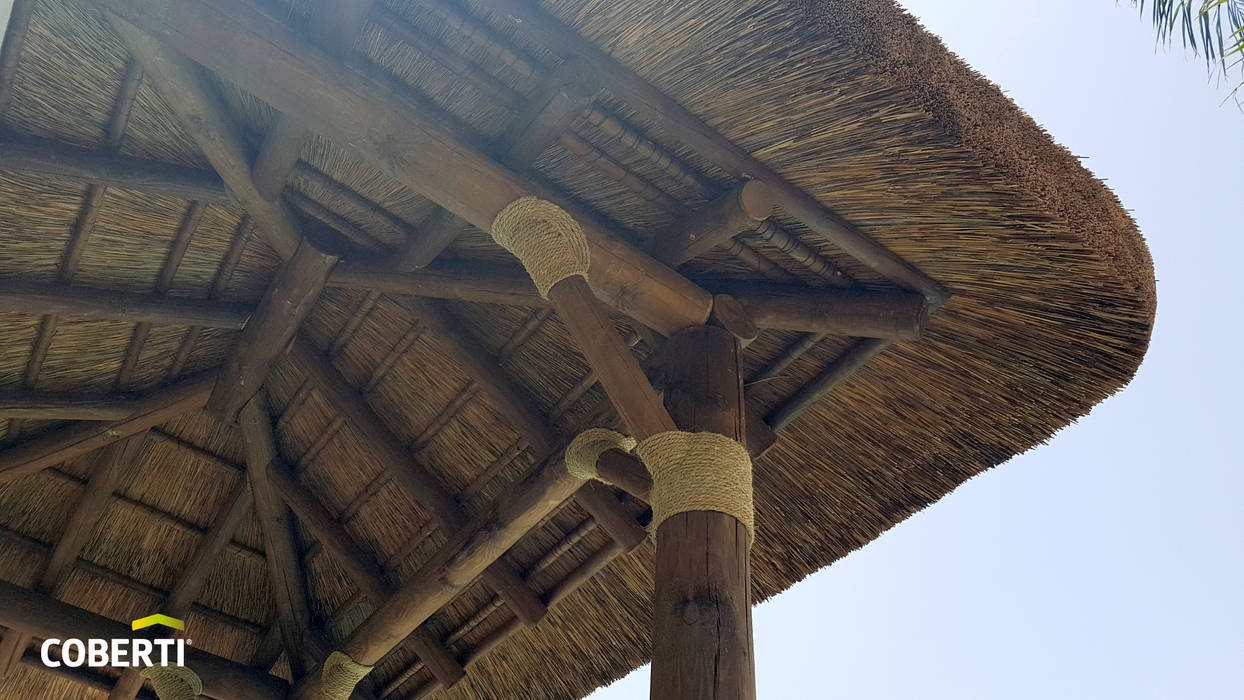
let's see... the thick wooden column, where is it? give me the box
[651,326,755,700]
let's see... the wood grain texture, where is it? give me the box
[0,389,143,420]
[652,326,754,700]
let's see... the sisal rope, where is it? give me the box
[140,665,202,699]
[490,196,591,298]
[565,428,637,481]
[315,650,373,700]
[636,431,754,542]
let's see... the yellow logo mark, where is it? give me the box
[130,614,185,632]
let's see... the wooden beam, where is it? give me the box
[238,391,315,680]
[95,0,713,335]
[0,132,231,203]
[290,444,587,698]
[486,0,949,304]
[0,370,215,483]
[288,335,548,626]
[207,229,340,421]
[0,578,287,700]
[0,278,250,328]
[22,649,158,700]
[720,283,929,341]
[264,458,467,689]
[0,433,147,677]
[107,472,251,700]
[250,0,373,200]
[328,262,545,307]
[107,17,300,259]
[0,0,36,114]
[573,480,647,552]
[766,338,891,432]
[394,55,597,269]
[651,325,754,700]
[0,389,143,421]
[648,182,772,267]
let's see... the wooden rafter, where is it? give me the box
[0,389,143,421]
[107,478,252,700]
[0,433,147,676]
[0,278,252,329]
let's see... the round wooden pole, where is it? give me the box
[651,325,755,700]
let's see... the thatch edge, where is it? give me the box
[803,0,1157,320]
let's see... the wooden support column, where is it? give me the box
[238,391,315,680]
[651,325,755,700]
[0,433,147,677]
[0,578,288,700]
[109,479,252,700]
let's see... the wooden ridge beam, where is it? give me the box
[288,335,549,626]
[238,391,316,680]
[486,0,949,304]
[394,53,598,269]
[207,228,340,420]
[0,433,147,677]
[0,132,231,203]
[106,478,250,700]
[95,0,712,335]
[251,0,374,200]
[0,578,287,700]
[0,277,251,329]
[0,370,216,483]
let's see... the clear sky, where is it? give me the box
[589,1,1244,698]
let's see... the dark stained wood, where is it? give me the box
[0,132,231,203]
[238,391,314,680]
[652,325,754,700]
[108,18,301,258]
[0,433,147,677]
[722,282,929,341]
[328,262,545,307]
[0,370,215,483]
[546,276,678,438]
[251,0,374,200]
[0,0,36,114]
[0,389,143,420]
[288,335,548,626]
[766,338,891,432]
[649,181,772,266]
[573,480,647,552]
[709,293,758,344]
[290,448,585,698]
[487,0,949,304]
[207,230,339,420]
[0,578,288,700]
[394,56,596,269]
[0,278,250,328]
[108,478,252,700]
[97,0,713,334]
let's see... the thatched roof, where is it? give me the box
[0,0,1153,698]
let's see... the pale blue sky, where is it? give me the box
[589,1,1244,698]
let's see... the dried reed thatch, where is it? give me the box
[0,0,1152,698]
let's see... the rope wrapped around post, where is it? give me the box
[315,651,373,700]
[490,196,591,297]
[566,428,754,543]
[140,665,202,699]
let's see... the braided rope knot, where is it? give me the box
[490,196,591,297]
[636,431,754,543]
[316,650,373,700]
[565,428,637,481]
[140,665,202,699]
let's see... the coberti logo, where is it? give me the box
[40,613,190,668]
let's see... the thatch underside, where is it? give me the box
[0,0,1152,698]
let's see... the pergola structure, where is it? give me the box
[0,0,1153,698]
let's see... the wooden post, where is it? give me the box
[651,325,755,700]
